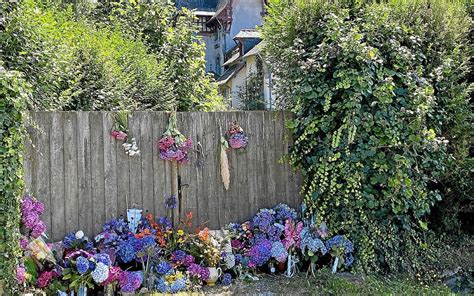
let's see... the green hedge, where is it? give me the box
[0,64,29,292]
[262,0,471,274]
[1,0,224,111]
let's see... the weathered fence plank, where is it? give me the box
[25,111,301,241]
[63,112,79,235]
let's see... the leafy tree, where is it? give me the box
[0,0,224,111]
[262,0,472,274]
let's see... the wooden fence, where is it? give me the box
[24,111,301,241]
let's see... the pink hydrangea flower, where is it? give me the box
[111,131,127,141]
[20,236,29,250]
[37,271,55,288]
[16,266,26,284]
[282,219,304,250]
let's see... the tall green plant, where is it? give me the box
[0,64,30,292]
[262,0,472,274]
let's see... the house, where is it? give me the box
[175,0,274,109]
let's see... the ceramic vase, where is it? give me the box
[206,267,222,286]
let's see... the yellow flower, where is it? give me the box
[177,229,184,236]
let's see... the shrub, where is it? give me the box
[1,0,224,111]
[262,0,471,274]
[0,63,30,291]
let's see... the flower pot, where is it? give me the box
[277,261,287,272]
[206,267,222,286]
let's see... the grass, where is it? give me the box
[203,269,455,295]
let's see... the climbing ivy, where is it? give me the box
[0,64,30,292]
[262,0,472,274]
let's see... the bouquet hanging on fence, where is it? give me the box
[225,122,248,149]
[110,111,140,156]
[157,111,192,164]
[220,136,230,190]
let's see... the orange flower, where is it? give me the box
[198,227,209,241]
[186,212,193,219]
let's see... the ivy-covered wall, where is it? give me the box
[262,0,472,275]
[0,65,29,292]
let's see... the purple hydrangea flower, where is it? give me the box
[171,250,186,263]
[247,239,272,267]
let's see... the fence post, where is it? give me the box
[171,160,179,226]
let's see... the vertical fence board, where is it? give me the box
[76,112,93,237]
[151,112,167,218]
[50,113,65,241]
[90,113,105,236]
[103,112,118,221]
[25,111,300,238]
[140,112,154,215]
[63,112,79,234]
[129,113,143,209]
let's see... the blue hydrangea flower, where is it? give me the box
[171,250,186,263]
[141,236,156,249]
[170,277,186,293]
[156,277,169,293]
[156,261,173,275]
[234,254,243,264]
[102,218,129,233]
[221,273,232,286]
[76,256,89,274]
[93,253,111,266]
[91,262,109,283]
[273,203,297,222]
[117,240,135,263]
[271,241,288,262]
[300,227,328,255]
[253,209,276,233]
[62,233,76,249]
[325,235,353,254]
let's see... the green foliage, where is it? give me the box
[1,0,224,111]
[262,0,472,274]
[0,64,30,292]
[238,57,266,110]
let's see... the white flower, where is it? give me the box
[75,230,84,239]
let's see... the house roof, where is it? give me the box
[217,63,245,85]
[242,43,262,58]
[222,51,240,66]
[193,11,215,16]
[233,29,260,40]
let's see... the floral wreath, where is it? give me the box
[156,111,192,164]
[225,121,248,149]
